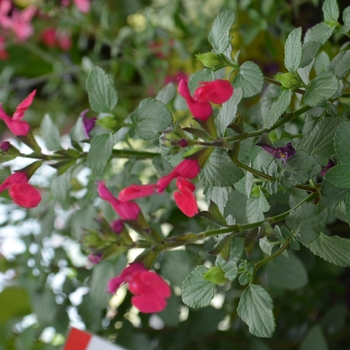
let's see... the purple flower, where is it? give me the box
[81,109,96,138]
[321,159,335,176]
[260,142,296,165]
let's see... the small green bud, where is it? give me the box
[203,266,228,284]
[196,52,225,69]
[160,124,193,154]
[96,116,118,130]
[275,72,299,88]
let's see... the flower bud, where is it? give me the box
[196,52,225,70]
[275,72,299,88]
[203,266,228,284]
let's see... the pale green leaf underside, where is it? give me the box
[233,61,264,97]
[284,27,302,72]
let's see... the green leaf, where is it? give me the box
[89,255,127,308]
[284,27,302,72]
[40,114,62,151]
[327,50,350,78]
[237,284,275,338]
[182,266,215,308]
[281,151,321,186]
[300,41,321,68]
[200,148,244,186]
[345,192,350,223]
[321,303,347,334]
[215,87,243,136]
[304,71,339,107]
[343,6,350,26]
[263,89,293,128]
[87,133,114,175]
[233,61,264,97]
[322,0,339,23]
[325,164,350,188]
[299,325,328,350]
[130,98,172,140]
[208,10,236,53]
[203,185,230,213]
[304,23,335,45]
[188,69,215,94]
[334,121,350,163]
[216,237,244,281]
[259,237,275,256]
[286,203,328,244]
[86,66,118,113]
[265,252,308,290]
[246,190,270,223]
[306,232,350,266]
[298,116,344,158]
[155,83,176,105]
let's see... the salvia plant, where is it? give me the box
[1,0,350,348]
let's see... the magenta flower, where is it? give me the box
[0,172,41,208]
[80,109,96,138]
[0,90,36,136]
[178,79,234,120]
[88,253,102,264]
[111,219,125,234]
[157,159,201,193]
[107,262,171,313]
[260,142,296,165]
[118,184,157,202]
[173,177,198,217]
[97,182,140,220]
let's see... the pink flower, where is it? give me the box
[173,177,198,217]
[62,0,91,13]
[40,27,56,47]
[118,184,157,201]
[11,6,36,41]
[0,90,36,136]
[0,172,41,208]
[157,159,200,193]
[178,79,233,120]
[97,182,140,220]
[107,262,171,313]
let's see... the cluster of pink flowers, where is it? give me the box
[40,27,72,51]
[0,90,41,208]
[108,262,171,313]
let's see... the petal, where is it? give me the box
[174,189,198,217]
[8,183,41,208]
[119,184,157,201]
[128,271,171,297]
[74,0,90,13]
[176,177,196,193]
[13,90,36,120]
[194,80,233,104]
[131,293,167,313]
[0,172,28,193]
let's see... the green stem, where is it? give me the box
[111,149,161,159]
[254,238,291,270]
[264,76,305,95]
[236,161,274,181]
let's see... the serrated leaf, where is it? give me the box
[304,71,339,107]
[327,50,350,78]
[208,10,236,53]
[345,192,350,224]
[334,121,350,163]
[284,27,302,72]
[325,164,350,188]
[216,87,243,136]
[237,284,275,338]
[87,133,114,175]
[286,202,328,244]
[155,83,176,104]
[182,266,215,308]
[233,61,264,97]
[343,7,350,26]
[130,98,172,140]
[304,23,335,44]
[89,255,127,308]
[306,232,350,267]
[216,237,244,280]
[265,252,308,290]
[298,116,344,158]
[263,89,292,128]
[203,185,230,213]
[300,41,321,68]
[259,237,275,256]
[322,0,339,23]
[40,114,62,151]
[200,148,244,186]
[86,66,118,113]
[246,190,270,223]
[299,325,328,350]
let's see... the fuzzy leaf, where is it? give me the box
[233,61,264,97]
[284,27,302,72]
